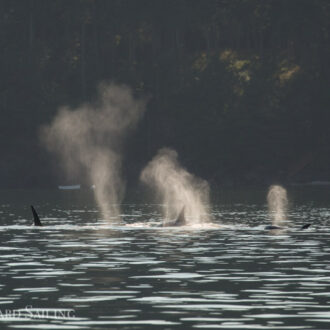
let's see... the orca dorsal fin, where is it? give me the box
[301,223,311,230]
[31,205,42,226]
[175,206,186,226]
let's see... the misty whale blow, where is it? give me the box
[263,184,311,231]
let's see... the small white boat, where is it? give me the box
[291,180,330,186]
[58,184,81,190]
[307,181,330,186]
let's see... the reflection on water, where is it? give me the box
[0,190,329,329]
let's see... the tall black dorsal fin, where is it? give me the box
[31,205,42,226]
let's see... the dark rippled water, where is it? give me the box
[0,189,330,329]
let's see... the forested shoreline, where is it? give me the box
[1,0,330,188]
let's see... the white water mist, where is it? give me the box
[140,148,211,225]
[41,83,146,221]
[267,185,288,226]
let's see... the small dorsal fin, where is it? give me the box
[31,205,42,226]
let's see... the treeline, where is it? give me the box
[1,0,330,188]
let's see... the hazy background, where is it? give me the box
[1,0,330,189]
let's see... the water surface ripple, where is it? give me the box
[0,201,329,329]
